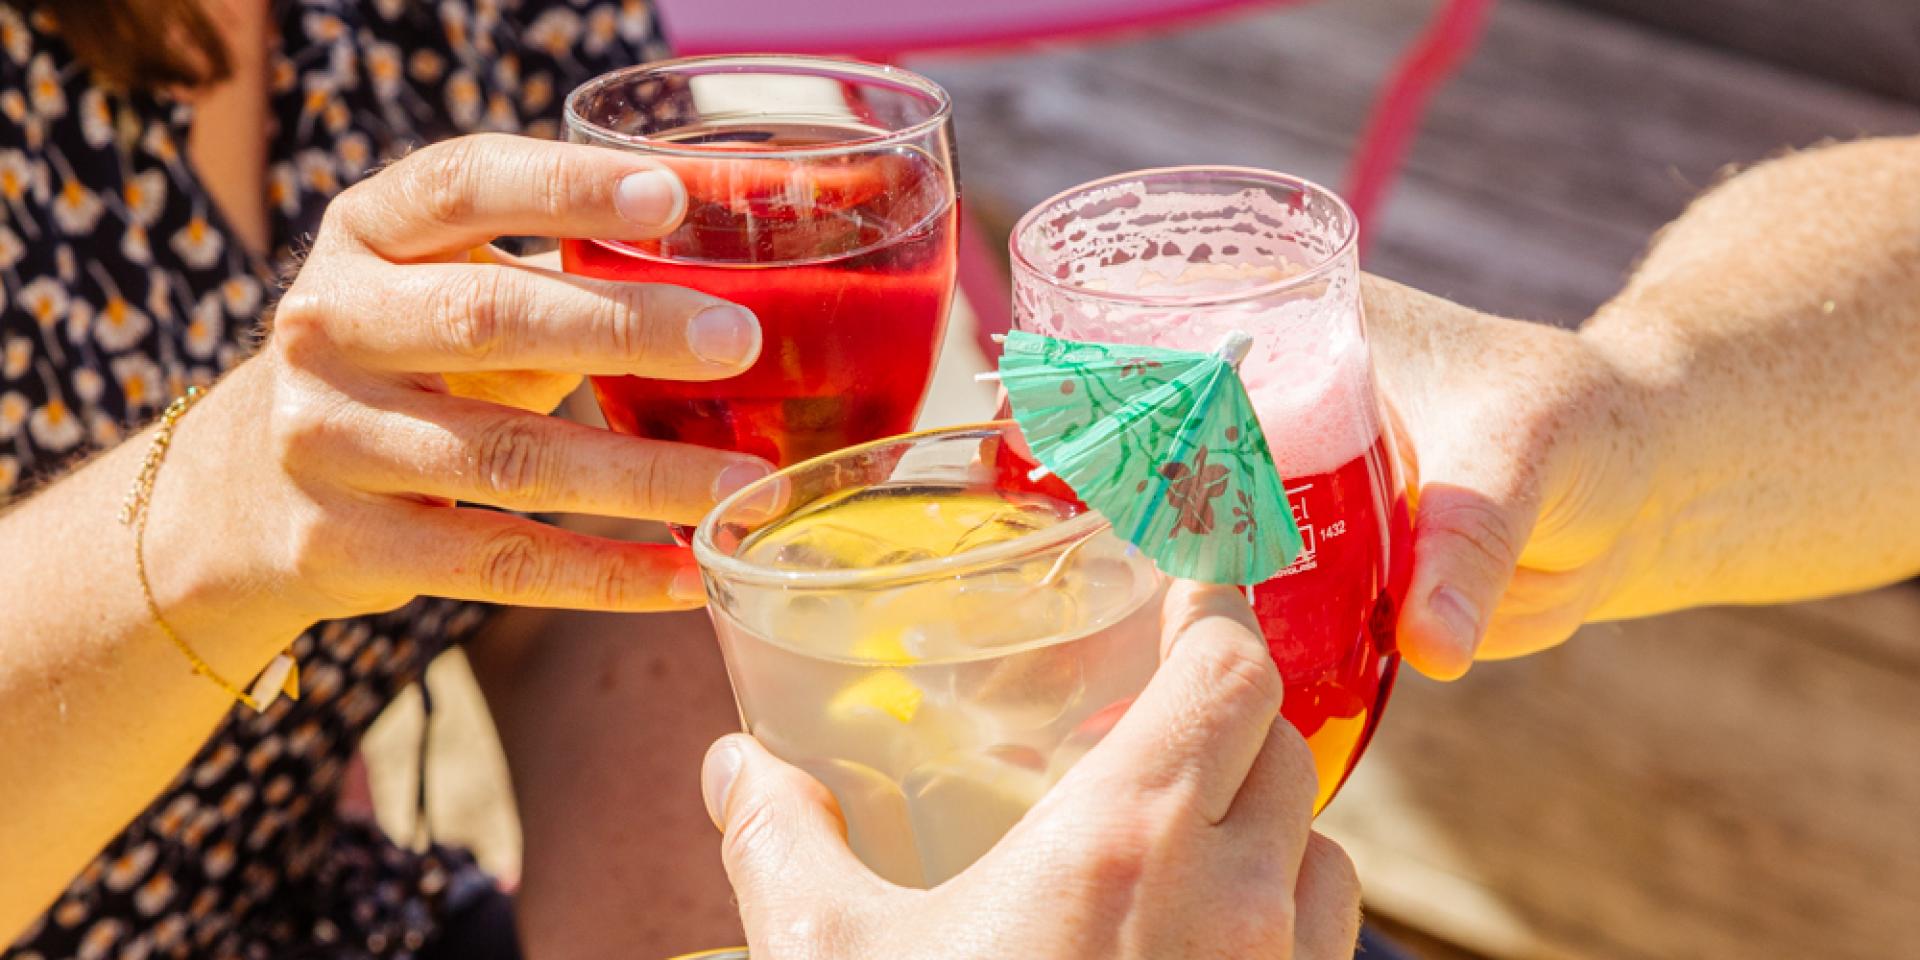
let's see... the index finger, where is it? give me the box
[1066,581,1294,825]
[334,135,688,262]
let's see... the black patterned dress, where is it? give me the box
[1,3,668,957]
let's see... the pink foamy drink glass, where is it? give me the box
[1010,167,1410,811]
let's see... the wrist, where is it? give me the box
[135,363,332,674]
[1574,310,1701,621]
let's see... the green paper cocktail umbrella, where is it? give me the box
[994,330,1301,586]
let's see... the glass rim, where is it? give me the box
[693,421,1110,591]
[563,54,953,160]
[1008,165,1359,309]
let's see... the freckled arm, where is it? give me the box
[1582,136,1920,617]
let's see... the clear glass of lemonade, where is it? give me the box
[693,423,1167,888]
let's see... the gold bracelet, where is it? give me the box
[118,386,299,713]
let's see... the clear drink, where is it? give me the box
[1010,168,1410,812]
[696,427,1165,887]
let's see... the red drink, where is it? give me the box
[996,426,1407,814]
[562,139,957,467]
[1008,166,1405,813]
[1254,431,1409,811]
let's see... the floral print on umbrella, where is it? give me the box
[998,329,1302,585]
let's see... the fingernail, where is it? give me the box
[614,169,686,226]
[712,459,772,503]
[669,564,708,604]
[702,738,744,829]
[687,304,760,367]
[1429,584,1482,659]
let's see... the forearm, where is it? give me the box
[0,366,309,938]
[1585,136,1920,617]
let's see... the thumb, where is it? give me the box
[702,735,884,943]
[1395,469,1537,681]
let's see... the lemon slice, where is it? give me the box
[829,669,923,724]
[849,629,916,665]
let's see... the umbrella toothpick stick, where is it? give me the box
[995,329,1303,586]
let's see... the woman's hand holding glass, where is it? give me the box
[154,134,773,653]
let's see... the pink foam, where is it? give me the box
[1027,301,1380,479]
[1244,345,1380,479]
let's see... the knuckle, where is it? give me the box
[314,183,362,246]
[1053,819,1162,924]
[1081,837,1149,894]
[410,138,484,228]
[623,446,673,515]
[590,552,641,609]
[269,286,332,355]
[603,287,652,364]
[719,789,783,872]
[475,529,552,599]
[471,417,555,501]
[1423,496,1523,575]
[719,768,840,874]
[432,270,513,362]
[1199,634,1285,715]
[538,149,586,222]
[1061,803,1157,886]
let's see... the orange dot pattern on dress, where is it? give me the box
[1,2,669,957]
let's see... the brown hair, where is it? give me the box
[39,0,231,91]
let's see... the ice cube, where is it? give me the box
[746,521,906,571]
[866,574,1077,660]
[947,498,1065,555]
[863,583,966,659]
[777,593,854,642]
[902,746,1051,885]
[1061,552,1140,600]
[950,642,1086,735]
[953,575,1076,649]
[800,758,924,888]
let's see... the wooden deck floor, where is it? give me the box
[916,2,1920,957]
